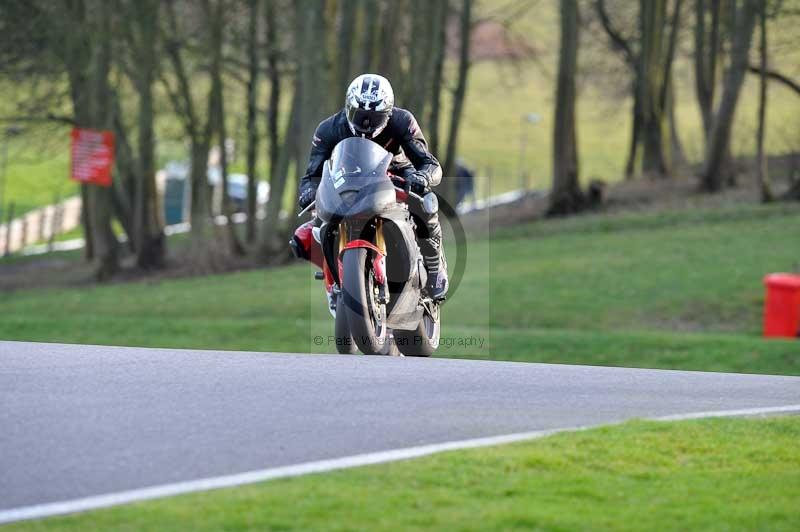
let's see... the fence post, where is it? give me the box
[20,215,28,251]
[484,166,492,204]
[4,202,15,257]
[38,208,46,242]
[47,195,62,252]
[48,205,62,253]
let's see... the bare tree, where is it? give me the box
[52,0,120,279]
[245,0,260,244]
[376,0,403,83]
[427,0,449,156]
[638,0,669,176]
[359,0,379,72]
[596,0,683,178]
[595,0,641,178]
[336,0,358,93]
[404,0,440,120]
[443,0,473,199]
[693,0,735,185]
[2,0,122,278]
[755,0,774,202]
[264,0,282,181]
[120,0,166,269]
[694,0,722,138]
[700,0,760,192]
[261,0,328,259]
[161,0,214,247]
[549,0,585,215]
[205,0,246,256]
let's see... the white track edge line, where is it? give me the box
[2,403,799,524]
[654,403,800,421]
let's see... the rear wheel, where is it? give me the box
[342,248,391,355]
[395,303,440,357]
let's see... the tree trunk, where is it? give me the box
[134,48,166,269]
[660,0,683,170]
[597,0,680,179]
[784,170,800,201]
[90,3,120,281]
[86,185,120,280]
[359,0,378,72]
[336,0,357,91]
[700,0,760,192]
[694,0,716,138]
[548,0,585,216]
[596,0,641,179]
[261,0,327,259]
[755,0,773,202]
[79,185,94,260]
[162,0,212,245]
[261,89,299,258]
[639,0,670,177]
[694,0,734,183]
[62,0,119,279]
[404,0,437,119]
[442,0,472,204]
[245,0,260,244]
[110,96,136,250]
[427,0,448,156]
[377,0,403,82]
[131,0,166,269]
[264,0,281,181]
[667,80,688,169]
[624,84,642,179]
[189,140,211,241]
[207,0,245,256]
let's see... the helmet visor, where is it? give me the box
[346,106,390,137]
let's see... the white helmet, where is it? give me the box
[345,74,394,138]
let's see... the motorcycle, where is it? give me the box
[291,137,441,356]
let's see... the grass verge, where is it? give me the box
[3,202,798,374]
[7,416,800,531]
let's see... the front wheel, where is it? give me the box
[395,303,440,357]
[341,248,391,355]
[334,293,358,354]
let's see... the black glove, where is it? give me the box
[298,183,316,209]
[406,171,430,195]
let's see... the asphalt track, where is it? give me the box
[1,340,799,521]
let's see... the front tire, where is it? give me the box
[334,293,358,354]
[342,248,391,355]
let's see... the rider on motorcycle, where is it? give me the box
[296,73,448,300]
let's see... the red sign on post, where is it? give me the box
[70,127,115,187]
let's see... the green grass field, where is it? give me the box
[2,202,798,375]
[8,416,799,531]
[1,131,75,217]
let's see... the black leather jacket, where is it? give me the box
[299,108,442,194]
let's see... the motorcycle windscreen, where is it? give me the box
[323,137,393,190]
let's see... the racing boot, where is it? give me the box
[421,234,448,301]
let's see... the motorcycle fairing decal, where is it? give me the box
[340,239,384,256]
[394,187,408,203]
[373,254,386,286]
[322,261,335,293]
[339,241,386,287]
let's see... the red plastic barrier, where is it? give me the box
[763,273,800,339]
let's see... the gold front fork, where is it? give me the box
[375,219,386,255]
[338,220,386,255]
[338,222,347,255]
